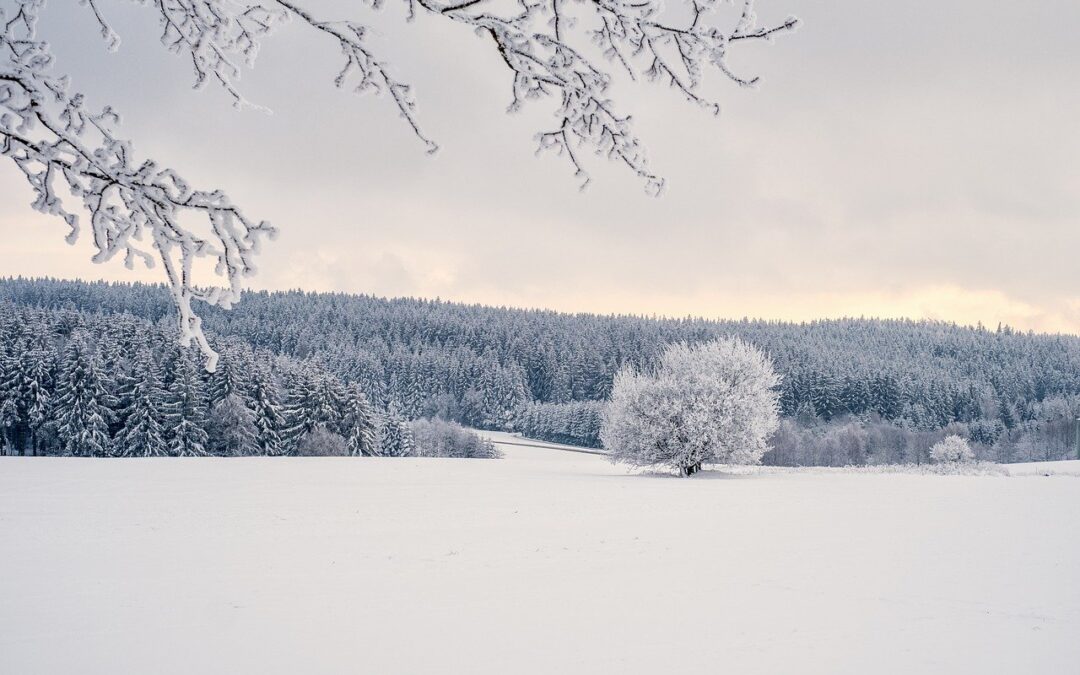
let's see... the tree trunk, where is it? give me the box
[681,461,703,477]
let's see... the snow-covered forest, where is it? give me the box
[4,277,1080,463]
[0,296,497,459]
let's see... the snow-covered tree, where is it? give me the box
[283,366,347,450]
[929,435,975,464]
[294,425,349,457]
[208,394,258,456]
[0,396,17,454]
[113,349,168,457]
[250,362,286,456]
[378,416,416,458]
[409,418,500,459]
[1,0,797,367]
[343,386,378,457]
[207,342,254,406]
[164,349,210,457]
[602,338,780,475]
[19,348,53,453]
[53,334,114,457]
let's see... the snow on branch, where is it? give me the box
[1,0,796,368]
[1,0,279,370]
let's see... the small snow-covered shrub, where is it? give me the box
[208,395,258,457]
[409,419,501,459]
[602,338,780,476]
[930,435,975,464]
[294,425,349,457]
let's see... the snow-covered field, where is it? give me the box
[1,438,1078,675]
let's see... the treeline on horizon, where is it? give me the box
[3,277,1079,464]
[0,302,497,459]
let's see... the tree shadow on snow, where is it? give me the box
[622,467,763,481]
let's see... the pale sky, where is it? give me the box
[2,0,1079,331]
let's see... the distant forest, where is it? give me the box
[3,277,1080,463]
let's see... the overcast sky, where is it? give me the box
[2,0,1078,331]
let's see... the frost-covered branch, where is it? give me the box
[1,0,796,368]
[1,0,278,370]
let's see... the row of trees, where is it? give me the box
[409,419,501,459]
[761,396,1080,467]
[6,279,1079,438]
[0,304,420,458]
[602,341,990,476]
[515,401,604,448]
[5,278,1080,463]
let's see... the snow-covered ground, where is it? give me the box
[1,439,1077,674]
[1003,459,1080,476]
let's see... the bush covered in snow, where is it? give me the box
[208,395,258,457]
[602,338,780,476]
[294,426,350,457]
[930,435,975,464]
[410,419,501,459]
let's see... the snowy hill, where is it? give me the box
[2,440,1077,674]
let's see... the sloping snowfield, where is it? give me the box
[1,438,1078,675]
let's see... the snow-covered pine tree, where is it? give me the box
[207,343,251,406]
[282,366,347,451]
[164,349,210,457]
[113,348,168,457]
[20,348,53,455]
[0,343,23,453]
[378,415,415,458]
[312,372,348,429]
[343,386,378,457]
[810,372,842,421]
[281,366,317,451]
[249,361,286,456]
[0,397,17,454]
[53,334,114,457]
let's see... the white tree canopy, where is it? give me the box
[929,434,975,464]
[0,0,797,368]
[602,337,780,474]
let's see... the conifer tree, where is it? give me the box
[113,349,168,457]
[164,350,210,457]
[282,366,317,451]
[208,342,253,407]
[250,361,286,456]
[53,334,114,457]
[21,349,53,452]
[343,386,378,457]
[378,416,415,457]
[0,397,17,454]
[0,344,24,452]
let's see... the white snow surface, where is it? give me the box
[1,436,1078,675]
[1003,459,1080,476]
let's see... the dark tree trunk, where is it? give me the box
[681,461,703,477]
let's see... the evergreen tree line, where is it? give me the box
[515,401,604,448]
[0,304,422,457]
[4,278,1080,459]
